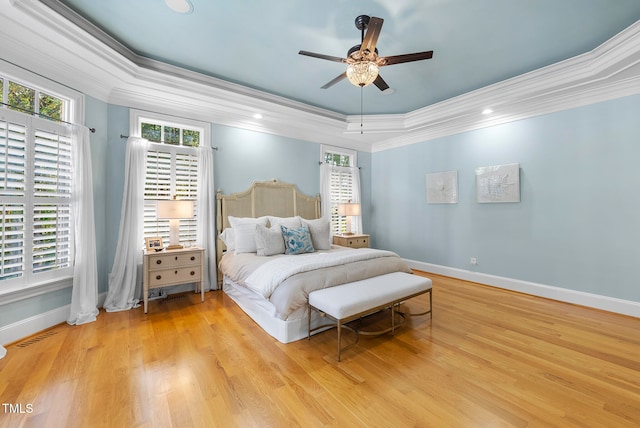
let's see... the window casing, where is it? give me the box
[0,68,79,295]
[321,145,360,235]
[131,110,209,248]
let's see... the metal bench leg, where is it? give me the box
[391,304,395,335]
[337,321,342,362]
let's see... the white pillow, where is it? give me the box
[268,216,301,229]
[228,216,268,253]
[300,217,331,250]
[255,224,285,256]
[219,228,235,251]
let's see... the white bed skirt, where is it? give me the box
[222,276,333,343]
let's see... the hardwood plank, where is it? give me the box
[1,272,639,427]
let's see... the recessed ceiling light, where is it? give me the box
[382,88,396,95]
[482,108,493,115]
[165,0,193,14]
[253,113,263,119]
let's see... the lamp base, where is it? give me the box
[165,244,184,251]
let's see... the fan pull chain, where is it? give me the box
[360,86,364,134]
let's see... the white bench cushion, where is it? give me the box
[309,272,432,320]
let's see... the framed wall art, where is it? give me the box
[475,163,520,203]
[426,170,458,204]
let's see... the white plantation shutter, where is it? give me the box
[0,119,26,280]
[0,109,73,285]
[328,166,356,235]
[144,145,198,246]
[0,204,24,280]
[144,149,171,240]
[0,120,26,195]
[33,129,72,275]
[175,151,198,243]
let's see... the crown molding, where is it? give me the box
[2,0,640,154]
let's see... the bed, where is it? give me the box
[216,179,412,343]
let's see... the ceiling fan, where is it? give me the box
[299,15,434,91]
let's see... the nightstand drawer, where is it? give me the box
[148,252,202,270]
[149,266,202,287]
[333,234,370,248]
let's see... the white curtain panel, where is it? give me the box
[67,126,99,325]
[351,166,363,234]
[320,163,333,222]
[196,145,217,290]
[104,137,148,311]
[0,345,6,359]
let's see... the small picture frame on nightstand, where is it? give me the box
[145,236,163,251]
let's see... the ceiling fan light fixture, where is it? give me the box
[346,61,379,87]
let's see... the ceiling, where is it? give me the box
[51,1,640,116]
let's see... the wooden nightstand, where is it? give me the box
[142,246,205,313]
[333,234,370,249]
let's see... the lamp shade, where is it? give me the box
[337,202,361,216]
[346,62,379,87]
[156,199,194,219]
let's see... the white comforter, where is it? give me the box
[220,246,411,319]
[245,248,399,298]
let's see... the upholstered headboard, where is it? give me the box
[216,179,321,283]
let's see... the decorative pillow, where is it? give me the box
[280,225,315,255]
[300,217,331,250]
[228,216,268,253]
[219,228,235,251]
[255,224,285,256]
[268,216,301,230]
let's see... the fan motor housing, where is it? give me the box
[354,15,370,31]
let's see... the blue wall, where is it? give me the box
[371,94,640,302]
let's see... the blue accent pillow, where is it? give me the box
[280,225,315,255]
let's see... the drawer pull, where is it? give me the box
[156,260,162,265]
[190,256,195,261]
[349,241,353,245]
[190,271,195,275]
[175,256,178,260]
[175,270,178,274]
[155,275,161,280]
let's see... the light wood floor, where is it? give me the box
[1,272,639,427]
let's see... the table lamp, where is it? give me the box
[337,201,361,235]
[156,197,194,250]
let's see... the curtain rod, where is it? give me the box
[318,161,361,169]
[1,102,95,133]
[120,134,218,150]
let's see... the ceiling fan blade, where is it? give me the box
[360,17,383,54]
[380,51,434,66]
[321,72,347,89]
[298,50,346,63]
[373,75,389,91]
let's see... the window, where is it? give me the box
[0,73,75,291]
[321,145,360,235]
[132,111,209,247]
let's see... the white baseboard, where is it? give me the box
[405,259,640,318]
[0,292,108,346]
[0,304,70,346]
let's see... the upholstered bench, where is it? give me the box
[308,272,432,361]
